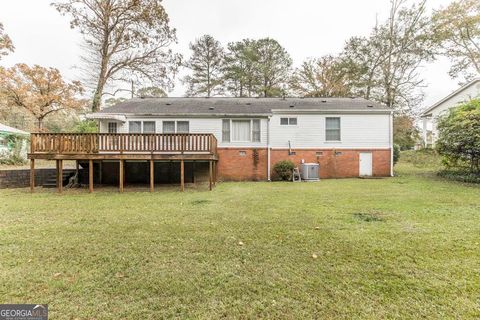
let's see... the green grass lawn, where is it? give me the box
[0,158,479,319]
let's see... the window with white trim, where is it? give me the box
[222,119,230,142]
[143,121,156,133]
[177,121,189,133]
[129,121,141,133]
[222,119,261,143]
[281,117,297,125]
[252,119,261,142]
[325,117,341,141]
[232,120,251,142]
[108,122,117,133]
[162,121,175,133]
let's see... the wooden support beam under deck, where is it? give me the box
[150,159,154,192]
[213,161,216,186]
[30,159,35,193]
[180,160,184,192]
[89,160,94,193]
[58,159,63,193]
[209,161,213,191]
[119,160,124,193]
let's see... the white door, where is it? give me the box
[359,152,373,177]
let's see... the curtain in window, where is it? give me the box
[163,121,175,133]
[232,120,251,142]
[143,121,156,133]
[129,121,141,133]
[222,119,230,142]
[252,119,261,142]
[177,121,189,133]
[326,117,341,141]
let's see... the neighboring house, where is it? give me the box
[83,97,393,181]
[0,123,29,159]
[421,78,480,146]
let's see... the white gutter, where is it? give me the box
[390,111,394,177]
[86,113,127,122]
[267,116,271,181]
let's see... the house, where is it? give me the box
[0,123,29,159]
[421,78,480,146]
[28,97,393,193]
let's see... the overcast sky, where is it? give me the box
[0,0,460,111]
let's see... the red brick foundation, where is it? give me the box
[217,147,391,181]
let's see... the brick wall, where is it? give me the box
[217,148,268,181]
[217,147,391,181]
[0,168,57,188]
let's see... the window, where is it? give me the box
[129,121,141,133]
[108,122,117,133]
[222,119,230,142]
[177,121,189,133]
[162,121,175,133]
[143,121,156,133]
[325,117,341,141]
[252,119,261,142]
[232,120,251,142]
[281,117,297,125]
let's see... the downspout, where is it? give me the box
[267,116,271,181]
[390,111,394,177]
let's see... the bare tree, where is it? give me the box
[53,0,181,112]
[342,0,435,111]
[432,0,480,81]
[290,56,354,97]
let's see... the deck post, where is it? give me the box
[150,159,154,192]
[209,160,213,191]
[89,160,94,193]
[119,160,124,193]
[213,161,216,186]
[58,159,63,193]
[180,160,185,192]
[30,159,35,193]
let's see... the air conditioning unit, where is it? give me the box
[300,163,320,181]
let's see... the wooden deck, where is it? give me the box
[28,133,218,193]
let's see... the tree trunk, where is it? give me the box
[92,81,105,112]
[37,118,43,132]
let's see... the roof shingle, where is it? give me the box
[96,97,389,116]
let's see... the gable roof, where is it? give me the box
[0,123,29,135]
[421,78,480,117]
[92,97,389,117]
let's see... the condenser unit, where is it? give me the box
[300,163,320,181]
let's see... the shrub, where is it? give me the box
[393,144,401,165]
[437,169,480,184]
[273,160,295,181]
[73,120,98,133]
[436,99,480,173]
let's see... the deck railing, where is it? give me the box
[30,133,218,155]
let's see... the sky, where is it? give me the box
[0,0,460,111]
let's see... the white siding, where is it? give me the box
[427,81,480,144]
[98,117,268,147]
[270,114,391,149]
